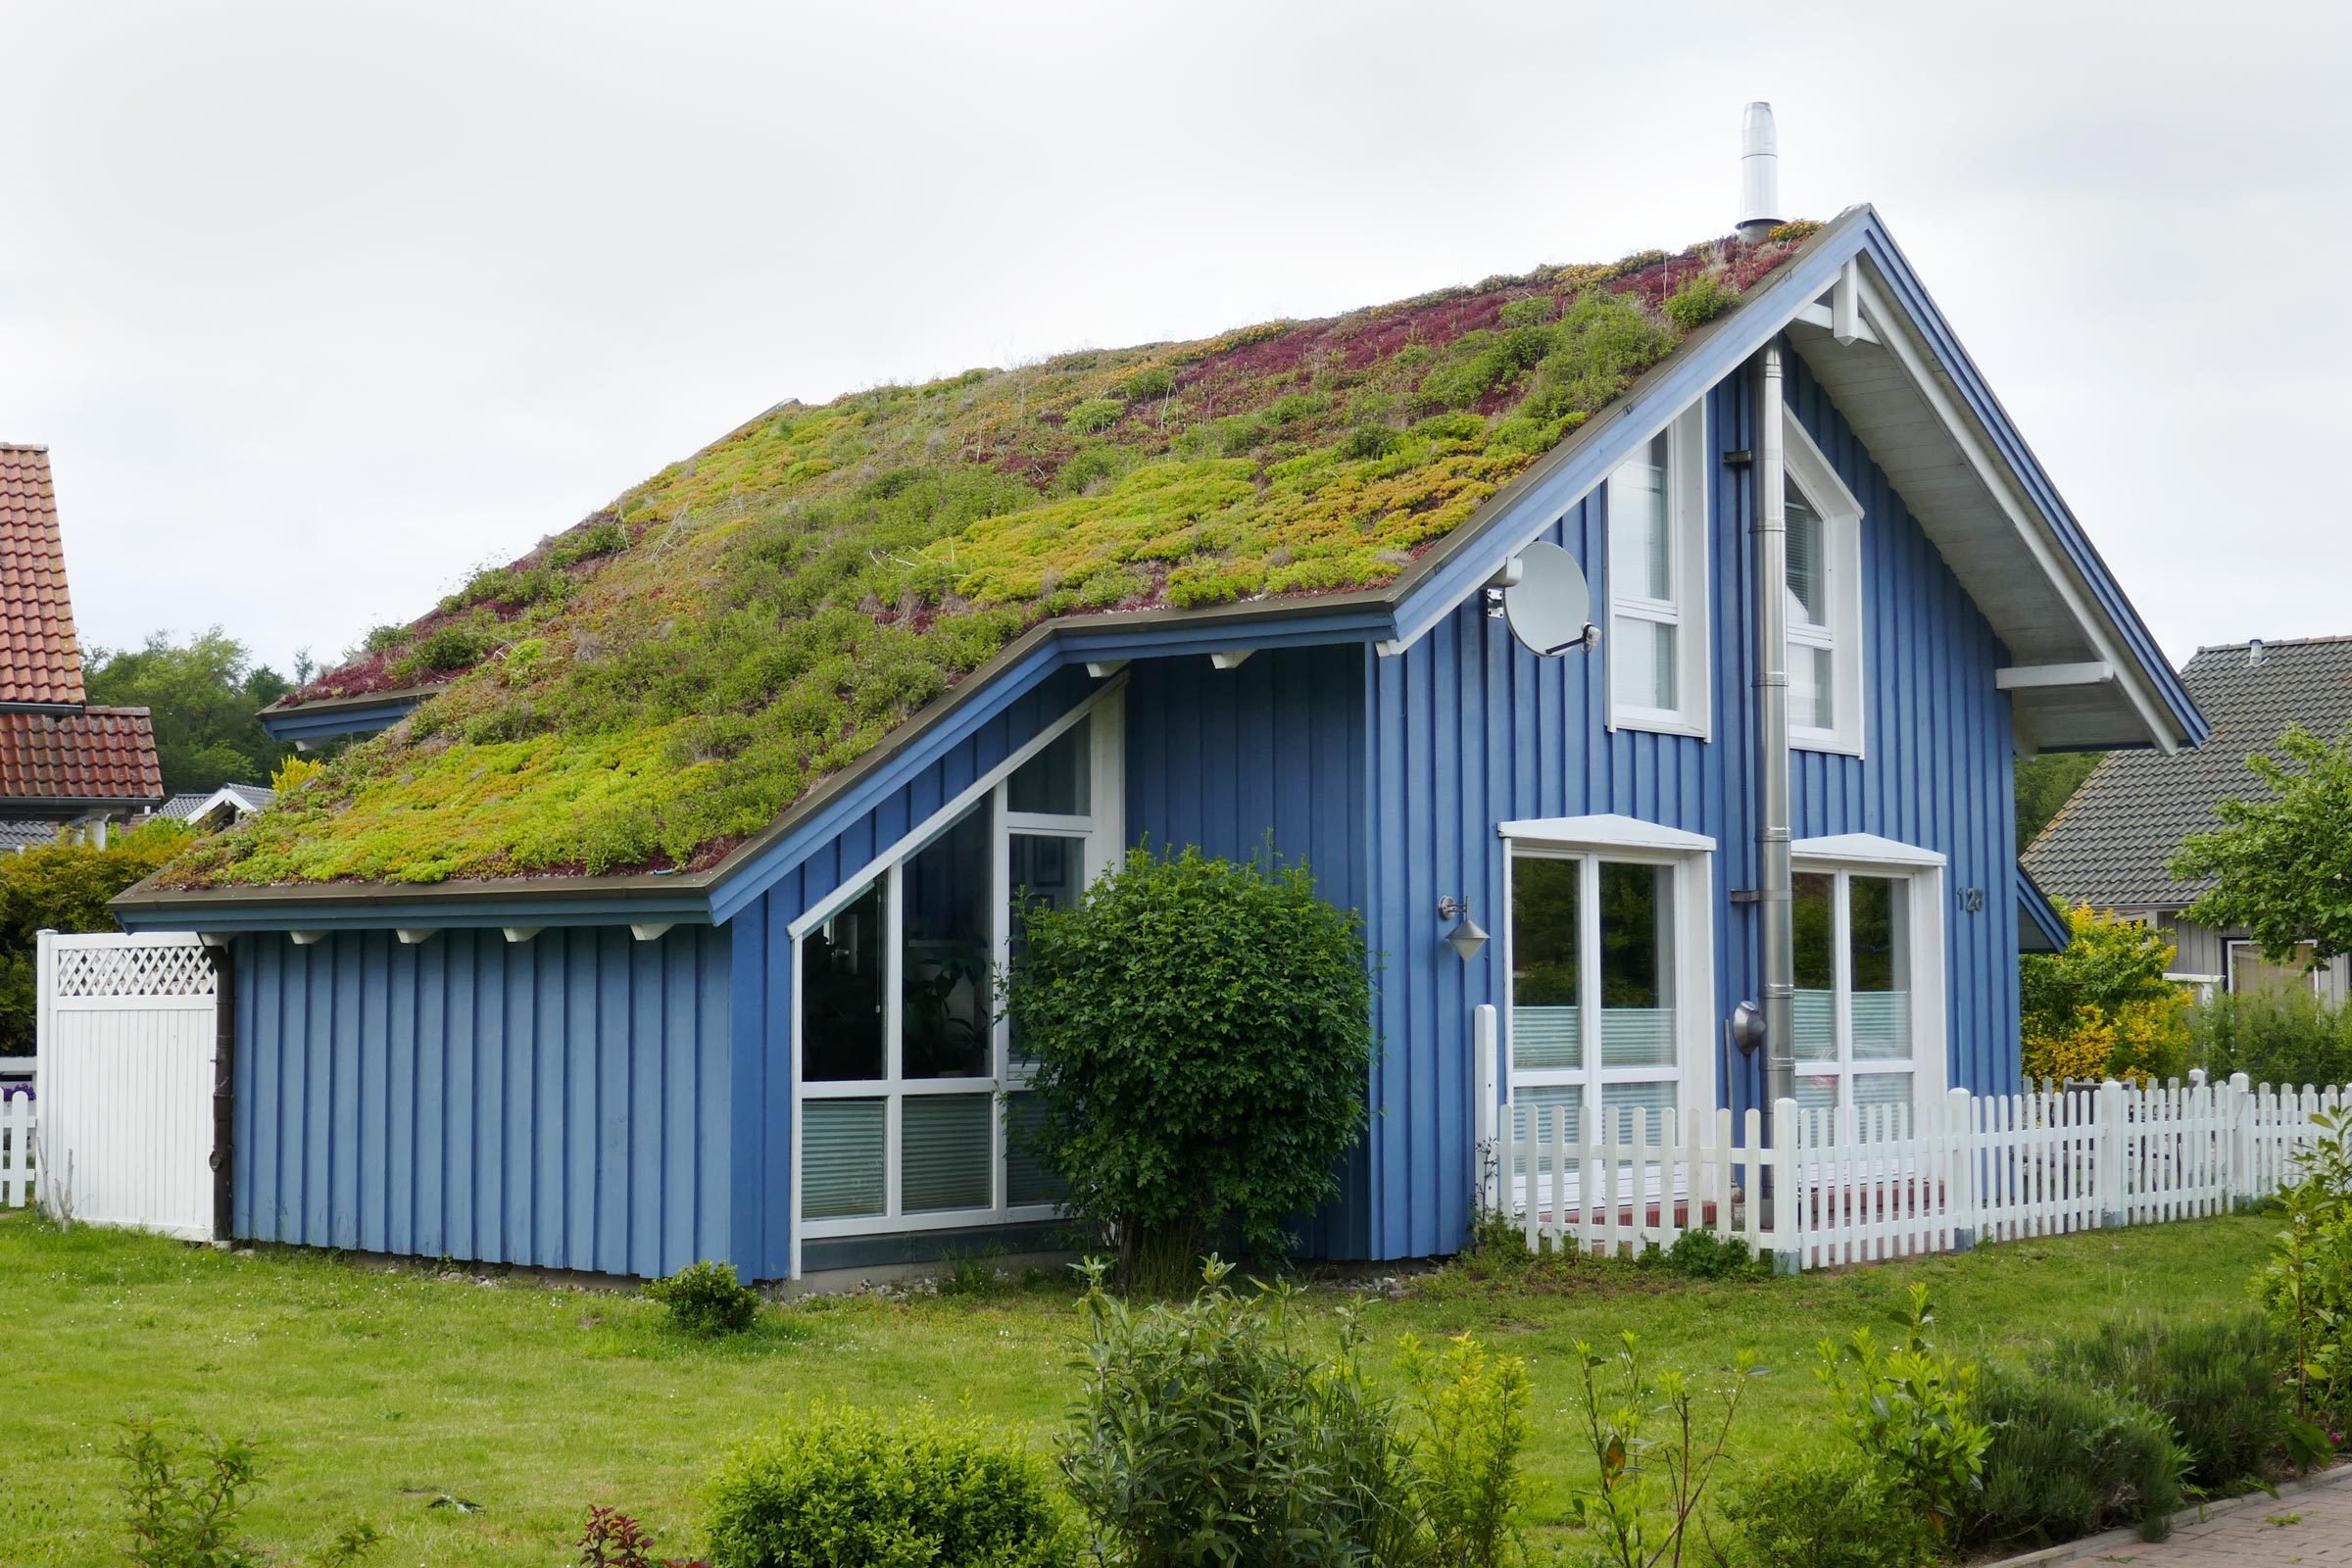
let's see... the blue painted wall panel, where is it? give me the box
[1360,354,2020,1260]
[232,925,732,1279]
[1122,643,1373,1256]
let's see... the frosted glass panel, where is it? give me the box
[803,1098,886,1219]
[1510,1084,1584,1145]
[1004,1092,1065,1208]
[1793,991,1838,1062]
[1794,1073,1839,1116]
[1599,1010,1674,1066]
[902,1094,993,1213]
[1598,1079,1677,1142]
[1611,618,1677,710]
[1853,1071,1914,1110]
[1512,1006,1581,1070]
[1852,994,1911,1060]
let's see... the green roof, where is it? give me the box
[163,227,1816,890]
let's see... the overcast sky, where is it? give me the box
[3,1,2345,679]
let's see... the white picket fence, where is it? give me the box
[1474,1007,2351,1271]
[0,1087,33,1208]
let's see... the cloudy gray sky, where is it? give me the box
[3,1,2345,679]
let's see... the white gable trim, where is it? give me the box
[1498,813,1716,854]
[1791,833,1946,868]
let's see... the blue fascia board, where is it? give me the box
[2016,862,2073,953]
[1854,220,2206,749]
[115,892,712,935]
[259,694,426,745]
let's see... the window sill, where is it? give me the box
[1608,708,1711,742]
[1791,730,1864,759]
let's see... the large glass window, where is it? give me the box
[1792,868,1916,1120]
[797,710,1105,1232]
[1783,416,1864,754]
[1510,854,1682,1143]
[1608,407,1708,736]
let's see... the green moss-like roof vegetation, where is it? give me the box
[168,229,1815,889]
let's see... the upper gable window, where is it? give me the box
[1783,415,1865,756]
[1606,404,1708,737]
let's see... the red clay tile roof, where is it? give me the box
[0,445,87,707]
[0,707,164,806]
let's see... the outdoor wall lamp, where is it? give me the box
[1437,896,1489,962]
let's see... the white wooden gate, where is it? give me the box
[36,930,218,1239]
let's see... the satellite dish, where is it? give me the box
[1498,541,1599,658]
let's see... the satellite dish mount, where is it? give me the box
[1489,542,1600,657]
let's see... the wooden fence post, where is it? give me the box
[1770,1097,1802,1275]
[2228,1071,2254,1208]
[2096,1078,2127,1229]
[1473,1004,1498,1217]
[1946,1086,1976,1251]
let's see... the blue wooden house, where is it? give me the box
[119,194,2201,1284]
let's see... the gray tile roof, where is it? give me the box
[158,783,273,820]
[2024,637,2352,909]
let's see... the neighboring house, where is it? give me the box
[2026,636,2352,1004]
[153,783,274,831]
[117,190,2200,1282]
[0,446,165,840]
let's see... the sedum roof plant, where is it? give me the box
[169,227,1816,889]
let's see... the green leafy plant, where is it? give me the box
[1815,1284,1990,1543]
[1705,1454,1937,1568]
[579,1505,707,1568]
[2041,1312,2298,1492]
[2174,724,2352,964]
[645,1260,761,1338]
[1658,273,1740,328]
[1396,1332,1532,1568]
[1638,1230,1766,1281]
[2191,988,2352,1089]
[935,1247,1004,1299]
[2257,1107,2352,1429]
[2020,903,2191,1083]
[1969,1368,2193,1546]
[1060,1258,1418,1568]
[706,1402,1074,1568]
[1564,1332,1759,1568]
[0,817,194,1054]
[117,1418,380,1568]
[1061,398,1123,433]
[1002,844,1372,1288]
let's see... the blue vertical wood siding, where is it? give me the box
[1361,353,2019,1261]
[1123,643,1373,1256]
[234,925,732,1278]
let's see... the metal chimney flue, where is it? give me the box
[1738,102,1782,244]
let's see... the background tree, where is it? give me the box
[2172,725,2352,964]
[2015,752,2103,851]
[0,818,193,1054]
[2019,903,2190,1084]
[1002,844,1373,1291]
[84,629,296,796]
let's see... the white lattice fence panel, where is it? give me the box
[36,932,216,1238]
[51,939,218,1004]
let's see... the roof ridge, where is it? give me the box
[78,705,154,717]
[2192,633,2352,655]
[0,443,51,454]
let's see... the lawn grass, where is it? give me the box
[0,1207,2274,1566]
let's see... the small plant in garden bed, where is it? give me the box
[1564,1331,1758,1568]
[117,1416,381,1568]
[1815,1283,1990,1546]
[579,1505,706,1568]
[644,1260,762,1338]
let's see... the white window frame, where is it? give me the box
[786,681,1126,1275]
[1495,814,1718,1136]
[2226,939,2321,997]
[1783,414,1866,758]
[1606,403,1711,739]
[1788,834,1948,1123]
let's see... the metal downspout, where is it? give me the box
[1754,345,1796,1113]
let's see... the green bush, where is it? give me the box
[1969,1368,2192,1547]
[2257,1108,2352,1426]
[1062,398,1123,434]
[706,1404,1073,1568]
[1639,1229,1767,1280]
[1659,272,1740,328]
[1708,1454,1938,1568]
[1816,1284,1990,1544]
[2190,989,2352,1089]
[645,1261,761,1338]
[1002,844,1372,1285]
[117,1418,380,1568]
[0,818,194,1054]
[1565,1332,1759,1568]
[2041,1312,2295,1491]
[1061,1262,1531,1566]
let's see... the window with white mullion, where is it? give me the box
[1792,865,1916,1129]
[1783,414,1864,755]
[796,699,1115,1236]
